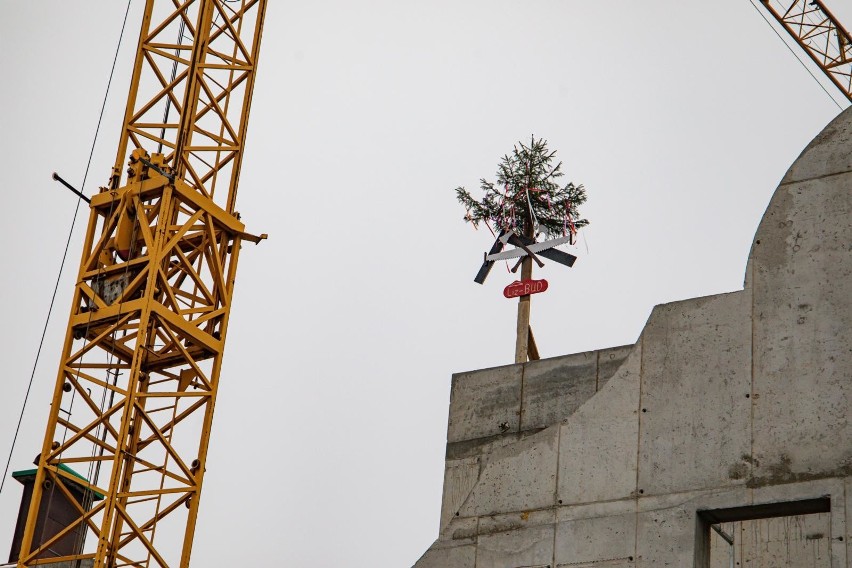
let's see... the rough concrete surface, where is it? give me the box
[414,107,852,567]
[459,427,559,518]
[638,290,752,496]
[556,347,641,505]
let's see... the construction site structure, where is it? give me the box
[6,0,849,567]
[413,2,852,566]
[412,95,852,568]
[11,1,268,567]
[760,0,852,103]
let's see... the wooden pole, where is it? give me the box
[527,325,540,361]
[514,256,532,363]
[514,217,535,363]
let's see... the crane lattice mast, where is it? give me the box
[17,1,267,566]
[760,0,852,103]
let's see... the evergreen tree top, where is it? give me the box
[455,136,588,240]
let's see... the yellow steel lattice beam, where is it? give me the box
[17,1,267,567]
[760,0,852,103]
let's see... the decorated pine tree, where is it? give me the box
[455,136,589,364]
[455,136,588,241]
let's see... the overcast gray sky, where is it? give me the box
[0,1,849,566]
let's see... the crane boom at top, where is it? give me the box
[16,1,267,567]
[759,0,852,103]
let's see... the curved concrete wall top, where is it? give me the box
[747,106,852,482]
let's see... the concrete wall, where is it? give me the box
[709,513,832,567]
[440,346,632,531]
[413,107,852,568]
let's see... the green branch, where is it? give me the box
[455,136,588,239]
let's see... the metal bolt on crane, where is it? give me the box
[14,1,268,566]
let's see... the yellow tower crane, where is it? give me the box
[16,1,267,566]
[759,0,852,103]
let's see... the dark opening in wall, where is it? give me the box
[695,497,832,568]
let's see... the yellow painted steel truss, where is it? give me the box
[760,0,852,103]
[18,1,267,567]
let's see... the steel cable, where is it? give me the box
[748,0,845,110]
[0,0,135,497]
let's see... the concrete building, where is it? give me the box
[413,107,852,567]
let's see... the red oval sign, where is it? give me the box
[503,279,549,298]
